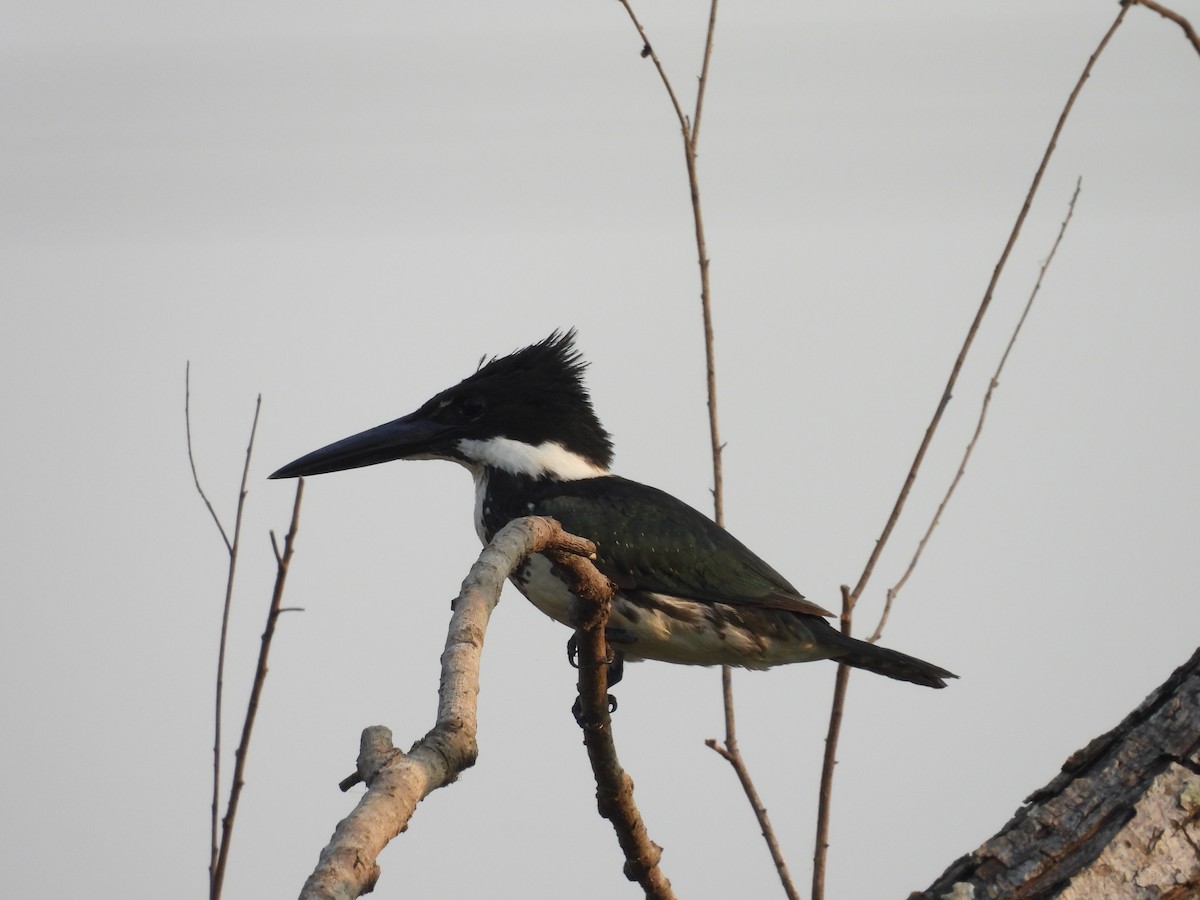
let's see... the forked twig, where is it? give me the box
[298,518,672,900]
[613,2,801,896]
[185,367,262,899]
[705,673,802,900]
[811,6,1132,896]
[868,180,1083,644]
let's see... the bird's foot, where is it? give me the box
[566,636,625,723]
[566,636,625,684]
[572,692,619,726]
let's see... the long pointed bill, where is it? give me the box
[269,412,451,479]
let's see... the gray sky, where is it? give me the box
[3,1,1199,896]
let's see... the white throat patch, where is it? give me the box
[456,436,608,480]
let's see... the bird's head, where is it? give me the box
[269,330,613,482]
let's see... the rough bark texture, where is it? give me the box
[298,517,595,900]
[915,647,1200,899]
[552,549,676,898]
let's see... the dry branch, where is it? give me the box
[298,516,671,900]
[914,647,1200,898]
[554,550,677,899]
[611,2,800,893]
[212,481,304,896]
[811,7,1133,894]
[1133,0,1200,57]
[184,368,264,900]
[869,179,1083,645]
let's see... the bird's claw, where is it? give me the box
[566,636,625,723]
[572,692,619,725]
[567,634,580,669]
[565,636,624,682]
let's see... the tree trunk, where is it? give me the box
[914,647,1200,899]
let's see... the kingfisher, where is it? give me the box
[270,331,954,689]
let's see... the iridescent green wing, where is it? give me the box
[531,476,833,618]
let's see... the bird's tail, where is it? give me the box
[815,621,956,688]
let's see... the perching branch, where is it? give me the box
[552,549,677,899]
[868,179,1083,644]
[812,6,1133,895]
[299,517,671,900]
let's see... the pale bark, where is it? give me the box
[298,516,594,900]
[915,647,1200,899]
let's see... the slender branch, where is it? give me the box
[813,8,1131,896]
[706,667,801,900]
[185,368,262,898]
[1133,0,1200,57]
[692,0,720,146]
[612,3,799,895]
[869,180,1083,644]
[688,136,721,526]
[812,587,853,900]
[185,362,232,554]
[209,393,259,900]
[847,4,1129,610]
[212,480,305,898]
[616,1,691,134]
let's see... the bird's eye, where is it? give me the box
[458,395,486,420]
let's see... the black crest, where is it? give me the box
[451,330,614,468]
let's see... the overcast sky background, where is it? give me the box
[3,1,1199,896]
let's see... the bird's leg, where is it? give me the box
[608,650,624,687]
[568,636,624,723]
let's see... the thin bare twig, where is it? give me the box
[811,587,853,900]
[692,0,720,146]
[612,3,723,521]
[185,362,232,554]
[616,1,690,132]
[212,481,305,898]
[1133,0,1200,57]
[185,368,262,899]
[612,3,801,896]
[847,3,1127,610]
[869,180,1083,644]
[811,7,1131,895]
[211,395,259,900]
[706,671,802,900]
